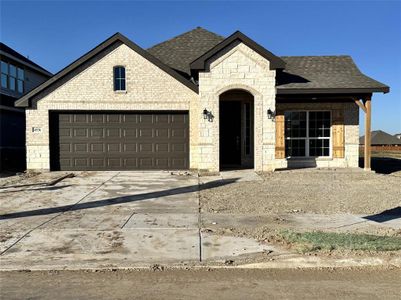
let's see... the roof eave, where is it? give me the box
[190,31,286,71]
[276,87,390,95]
[16,33,198,108]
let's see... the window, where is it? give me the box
[1,61,8,89]
[113,66,126,91]
[0,61,24,93]
[17,67,24,93]
[285,111,331,158]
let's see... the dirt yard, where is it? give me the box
[200,170,401,215]
[200,169,401,257]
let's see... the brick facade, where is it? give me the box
[26,44,199,170]
[25,42,359,172]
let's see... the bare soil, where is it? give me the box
[200,170,401,215]
[1,267,400,300]
[200,169,401,257]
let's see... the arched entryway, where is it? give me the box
[219,89,254,170]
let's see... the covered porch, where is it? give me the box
[274,94,375,171]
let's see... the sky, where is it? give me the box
[1,0,400,135]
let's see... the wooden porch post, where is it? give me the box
[364,95,372,170]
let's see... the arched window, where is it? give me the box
[113,66,126,91]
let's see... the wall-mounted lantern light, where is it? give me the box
[203,108,209,120]
[267,108,276,119]
[203,108,214,122]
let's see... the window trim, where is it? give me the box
[285,110,332,159]
[113,65,126,92]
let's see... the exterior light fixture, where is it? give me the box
[203,108,214,122]
[267,108,276,119]
[203,108,209,120]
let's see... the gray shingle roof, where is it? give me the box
[147,27,224,76]
[277,56,389,93]
[360,130,401,145]
[146,28,388,93]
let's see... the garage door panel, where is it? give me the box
[74,114,88,123]
[139,143,153,153]
[90,128,104,138]
[51,112,188,170]
[172,158,186,169]
[139,158,153,168]
[139,128,153,138]
[172,128,186,138]
[124,143,137,152]
[107,128,121,138]
[107,114,121,123]
[155,143,169,152]
[123,128,137,138]
[155,114,169,124]
[90,114,104,123]
[139,115,153,124]
[91,158,106,168]
[74,143,88,152]
[172,143,186,152]
[73,128,88,138]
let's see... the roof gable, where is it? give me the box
[190,31,286,71]
[16,33,197,108]
[147,27,224,76]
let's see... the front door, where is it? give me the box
[220,101,241,168]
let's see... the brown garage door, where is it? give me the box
[50,112,189,171]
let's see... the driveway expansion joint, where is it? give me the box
[0,172,120,256]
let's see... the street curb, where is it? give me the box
[1,256,400,272]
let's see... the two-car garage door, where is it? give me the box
[50,112,189,171]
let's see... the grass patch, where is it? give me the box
[279,230,401,253]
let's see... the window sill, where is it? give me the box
[114,90,127,94]
[286,157,333,161]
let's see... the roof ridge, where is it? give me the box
[147,27,224,50]
[280,55,352,58]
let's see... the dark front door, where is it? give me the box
[220,101,241,168]
[50,111,189,171]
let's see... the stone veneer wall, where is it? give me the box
[197,42,276,172]
[274,102,359,168]
[25,41,359,172]
[25,44,199,170]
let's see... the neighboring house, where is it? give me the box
[0,42,52,171]
[360,130,401,150]
[15,28,389,172]
[394,133,401,140]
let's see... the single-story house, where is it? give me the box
[360,130,401,150]
[15,28,389,172]
[1,42,52,171]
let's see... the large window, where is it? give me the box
[1,60,24,93]
[113,66,126,91]
[285,111,331,158]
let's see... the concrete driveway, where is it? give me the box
[0,171,270,270]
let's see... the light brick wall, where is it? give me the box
[26,44,199,170]
[197,42,276,172]
[26,42,360,172]
[275,102,359,169]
